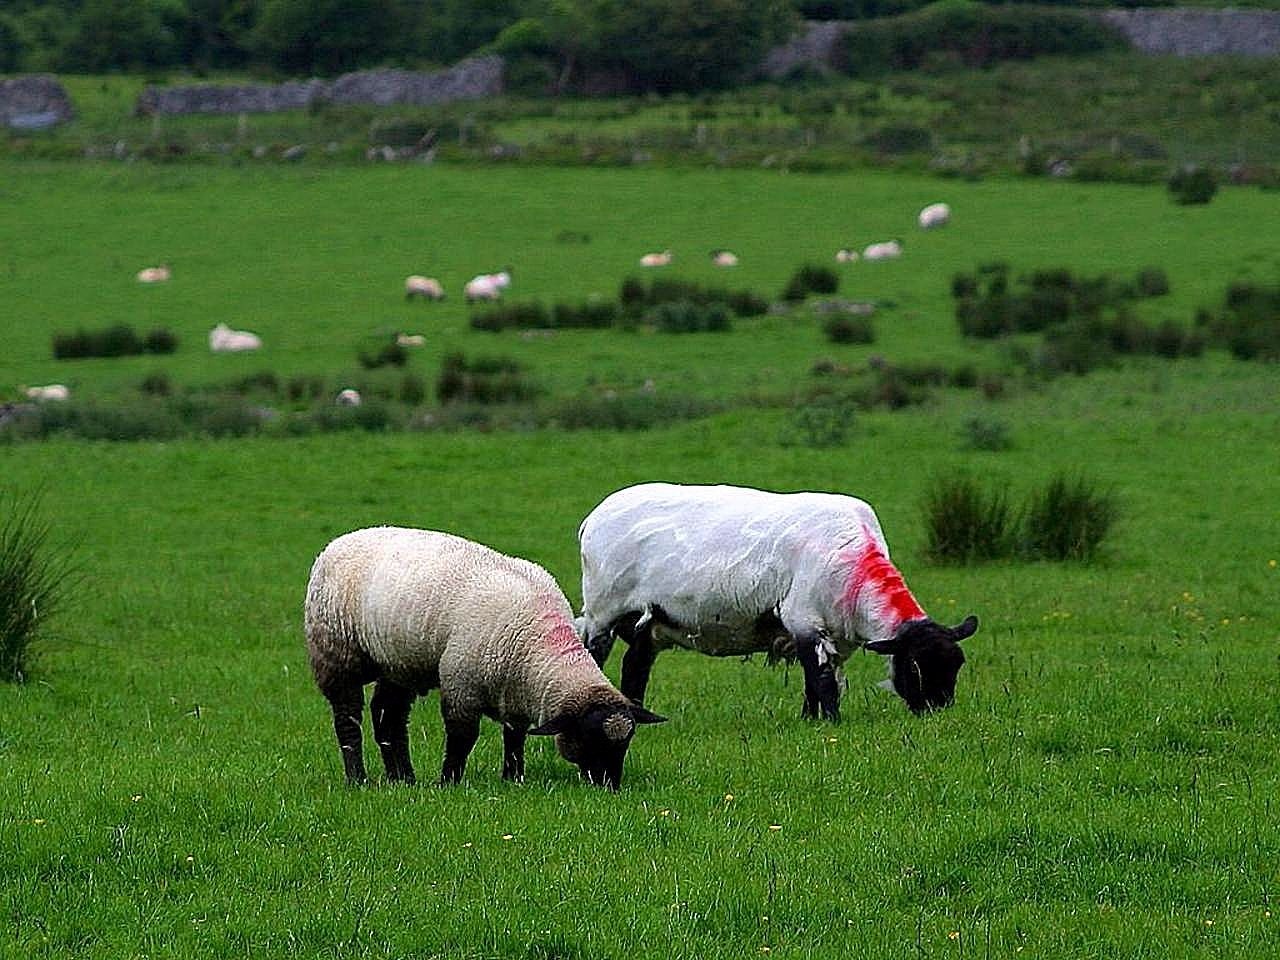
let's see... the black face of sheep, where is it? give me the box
[865,615,978,714]
[529,703,667,790]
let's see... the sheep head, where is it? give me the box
[528,699,667,790]
[865,615,977,714]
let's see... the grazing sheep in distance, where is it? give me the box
[25,384,70,401]
[863,240,903,261]
[918,203,951,230]
[208,323,262,352]
[305,527,666,788]
[464,275,501,303]
[335,388,362,406]
[578,483,978,720]
[711,250,739,267]
[639,250,673,267]
[136,265,171,283]
[835,249,859,264]
[396,333,426,347]
[405,276,445,301]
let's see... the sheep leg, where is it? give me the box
[585,628,616,668]
[439,708,481,785]
[328,687,368,784]
[371,679,417,784]
[795,636,841,722]
[502,726,527,782]
[619,626,658,706]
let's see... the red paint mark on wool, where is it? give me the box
[537,607,590,662]
[840,527,925,627]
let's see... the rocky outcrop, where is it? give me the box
[135,56,504,116]
[1100,9,1280,56]
[0,74,75,130]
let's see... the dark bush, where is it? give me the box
[781,395,854,448]
[400,374,427,406]
[922,474,1016,564]
[359,341,408,369]
[782,263,839,302]
[823,314,876,344]
[228,371,280,396]
[139,373,172,396]
[1021,475,1117,562]
[1136,267,1170,297]
[643,300,732,333]
[838,5,1126,78]
[1168,165,1218,205]
[727,290,770,317]
[142,328,178,354]
[863,124,932,155]
[286,375,327,402]
[951,273,979,299]
[437,352,537,404]
[554,391,718,431]
[470,301,551,332]
[53,325,142,359]
[619,277,647,308]
[963,417,1012,452]
[552,300,619,328]
[1203,281,1280,361]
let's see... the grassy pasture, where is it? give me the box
[2,160,1280,958]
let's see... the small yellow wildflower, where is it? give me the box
[768,824,782,831]
[948,931,961,941]
[724,793,735,803]
[501,834,514,841]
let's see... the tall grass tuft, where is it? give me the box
[1022,474,1118,562]
[922,474,1015,564]
[1,492,74,683]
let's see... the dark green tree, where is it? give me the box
[255,0,407,75]
[58,0,187,71]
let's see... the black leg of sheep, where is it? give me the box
[502,726,527,782]
[328,686,368,784]
[619,629,658,707]
[439,707,481,785]
[371,679,417,784]
[795,635,841,722]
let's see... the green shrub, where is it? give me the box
[399,374,427,406]
[139,373,172,396]
[470,301,551,332]
[551,300,619,328]
[1202,281,1280,361]
[1022,475,1117,562]
[863,124,932,155]
[780,395,854,448]
[0,492,74,683]
[1136,267,1170,297]
[437,353,537,404]
[823,314,876,344]
[963,417,1012,452]
[643,300,732,333]
[554,391,718,430]
[1168,165,1218,205]
[922,474,1016,565]
[358,341,408,369]
[782,263,840,302]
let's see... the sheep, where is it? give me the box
[917,202,951,230]
[24,384,70,402]
[639,250,673,267]
[464,274,502,303]
[835,249,859,264]
[862,240,903,261]
[578,483,978,720]
[396,333,426,347]
[404,275,445,301]
[304,527,666,788]
[136,264,171,283]
[335,388,362,406]
[208,323,262,352]
[711,250,739,267]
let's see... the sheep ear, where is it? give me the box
[864,638,899,656]
[629,704,668,725]
[952,615,979,641]
[528,715,571,736]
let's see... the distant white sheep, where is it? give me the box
[917,203,951,230]
[711,250,738,267]
[404,275,445,300]
[835,249,859,264]
[208,323,262,352]
[464,275,501,303]
[136,265,171,283]
[396,333,426,347]
[639,250,673,267]
[335,388,362,407]
[25,384,70,402]
[862,240,903,261]
[304,527,666,787]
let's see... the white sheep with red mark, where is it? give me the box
[711,250,738,267]
[917,202,951,230]
[405,276,445,300]
[136,265,171,283]
[639,250,672,267]
[335,388,362,406]
[578,483,977,719]
[304,527,665,789]
[863,240,903,261]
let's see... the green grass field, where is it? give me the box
[2,157,1279,958]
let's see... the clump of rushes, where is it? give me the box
[1022,474,1117,561]
[1,492,75,683]
[922,474,1016,564]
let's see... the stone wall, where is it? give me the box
[135,55,504,116]
[0,74,75,129]
[1100,9,1280,56]
[760,8,1280,79]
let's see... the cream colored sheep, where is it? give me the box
[304,527,665,788]
[404,276,445,300]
